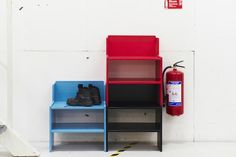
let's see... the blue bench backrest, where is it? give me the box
[53,81,105,102]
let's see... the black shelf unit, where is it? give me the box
[107,106,162,151]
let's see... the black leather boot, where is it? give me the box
[67,84,93,106]
[77,85,93,106]
[89,84,101,105]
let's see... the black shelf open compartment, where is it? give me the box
[106,108,162,151]
[108,101,161,109]
[108,123,160,132]
[108,84,161,108]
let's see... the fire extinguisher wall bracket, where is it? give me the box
[163,60,185,116]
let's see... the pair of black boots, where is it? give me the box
[67,84,101,106]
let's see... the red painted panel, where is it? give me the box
[108,78,161,85]
[107,56,161,60]
[107,35,159,57]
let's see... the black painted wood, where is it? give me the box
[108,101,161,109]
[108,123,160,132]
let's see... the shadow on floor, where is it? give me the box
[52,142,158,152]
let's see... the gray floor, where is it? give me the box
[1,142,236,157]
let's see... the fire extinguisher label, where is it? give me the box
[167,81,182,106]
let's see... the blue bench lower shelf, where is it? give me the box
[51,123,104,133]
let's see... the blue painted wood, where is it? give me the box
[52,84,55,103]
[51,101,106,110]
[53,81,105,102]
[51,123,104,133]
[49,81,107,151]
[49,107,54,152]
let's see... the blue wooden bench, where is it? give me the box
[49,81,107,151]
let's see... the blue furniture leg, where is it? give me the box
[49,132,54,152]
[49,108,54,151]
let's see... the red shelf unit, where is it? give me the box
[106,35,163,107]
[106,35,163,151]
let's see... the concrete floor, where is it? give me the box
[0,142,236,157]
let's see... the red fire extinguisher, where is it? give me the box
[163,61,184,116]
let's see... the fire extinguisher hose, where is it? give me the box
[162,66,172,107]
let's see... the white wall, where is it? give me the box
[0,0,8,122]
[1,0,234,143]
[11,0,195,142]
[195,0,236,141]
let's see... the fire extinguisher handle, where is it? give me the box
[173,60,184,66]
[175,65,185,68]
[173,60,185,68]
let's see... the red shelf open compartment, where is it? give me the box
[106,35,163,107]
[107,59,162,84]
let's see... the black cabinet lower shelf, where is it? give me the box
[108,123,160,132]
[108,101,161,109]
[106,106,162,152]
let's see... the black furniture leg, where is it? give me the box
[158,108,162,151]
[106,108,108,152]
[156,109,159,150]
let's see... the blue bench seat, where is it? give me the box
[51,101,106,110]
